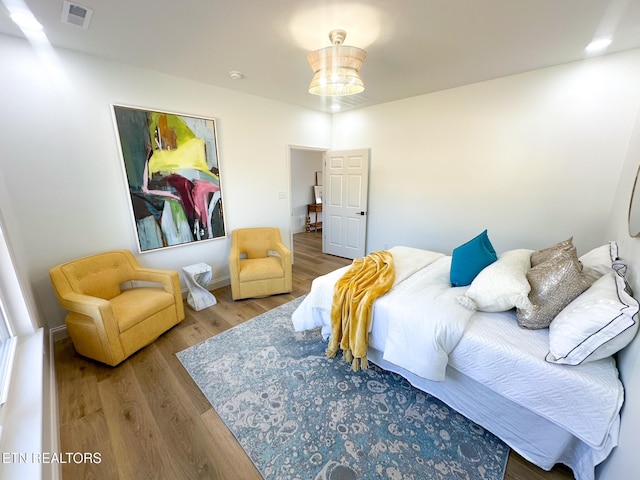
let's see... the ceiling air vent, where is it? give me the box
[61,1,93,29]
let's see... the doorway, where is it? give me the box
[289,146,325,259]
[288,146,370,261]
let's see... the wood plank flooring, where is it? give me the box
[54,232,574,480]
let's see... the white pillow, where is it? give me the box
[456,249,533,312]
[579,241,618,284]
[546,272,639,365]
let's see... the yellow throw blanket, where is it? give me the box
[327,250,395,371]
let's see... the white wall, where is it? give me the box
[0,33,332,329]
[599,109,640,479]
[332,49,640,257]
[290,149,323,233]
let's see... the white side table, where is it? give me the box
[182,263,217,311]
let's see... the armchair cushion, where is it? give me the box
[112,287,177,332]
[239,257,286,282]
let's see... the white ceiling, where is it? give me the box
[2,0,640,113]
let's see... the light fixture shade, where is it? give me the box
[307,32,367,96]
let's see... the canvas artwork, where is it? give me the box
[112,105,225,252]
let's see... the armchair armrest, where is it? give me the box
[228,244,241,276]
[57,291,111,318]
[273,241,292,293]
[55,291,121,347]
[132,268,180,293]
[272,241,292,267]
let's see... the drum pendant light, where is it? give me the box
[307,30,367,96]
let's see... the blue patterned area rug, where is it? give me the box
[177,296,509,480]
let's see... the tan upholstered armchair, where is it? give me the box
[228,227,292,300]
[49,250,185,366]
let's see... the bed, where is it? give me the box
[291,238,639,480]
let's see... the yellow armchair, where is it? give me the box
[49,250,185,366]
[228,227,292,300]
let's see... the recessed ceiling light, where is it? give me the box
[229,71,244,80]
[585,38,612,54]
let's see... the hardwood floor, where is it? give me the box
[54,232,574,479]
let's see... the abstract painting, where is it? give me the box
[112,105,225,252]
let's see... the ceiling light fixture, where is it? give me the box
[307,29,366,97]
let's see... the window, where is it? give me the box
[0,301,17,411]
[0,215,23,435]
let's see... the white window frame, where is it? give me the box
[0,336,17,445]
[0,217,19,441]
[0,218,19,430]
[0,302,17,411]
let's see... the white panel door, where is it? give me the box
[323,149,369,259]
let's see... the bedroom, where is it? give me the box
[1,1,640,478]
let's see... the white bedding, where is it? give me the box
[291,246,625,480]
[292,246,473,381]
[369,255,475,380]
[447,310,622,449]
[291,246,443,338]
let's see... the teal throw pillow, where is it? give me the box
[450,230,498,287]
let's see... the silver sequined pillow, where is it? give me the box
[517,251,590,329]
[530,237,575,267]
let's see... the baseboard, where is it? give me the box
[49,325,68,342]
[181,274,230,298]
[208,274,230,291]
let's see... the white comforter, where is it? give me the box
[291,246,475,381]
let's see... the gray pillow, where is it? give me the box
[530,237,575,267]
[517,250,591,329]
